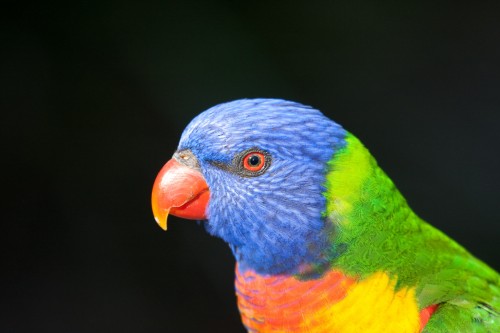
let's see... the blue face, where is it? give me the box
[178,99,347,275]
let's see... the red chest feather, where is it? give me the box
[235,267,355,332]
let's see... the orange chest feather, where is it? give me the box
[235,268,434,333]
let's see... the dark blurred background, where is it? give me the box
[2,1,499,332]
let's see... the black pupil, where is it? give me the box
[248,155,261,166]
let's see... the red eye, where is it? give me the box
[243,152,265,171]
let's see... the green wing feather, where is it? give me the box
[324,133,500,331]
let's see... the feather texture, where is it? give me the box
[163,99,499,332]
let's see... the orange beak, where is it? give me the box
[151,158,210,230]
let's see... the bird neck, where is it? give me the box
[323,132,401,223]
[324,133,418,280]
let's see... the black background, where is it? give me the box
[2,1,499,332]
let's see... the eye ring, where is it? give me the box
[233,148,272,177]
[243,152,266,172]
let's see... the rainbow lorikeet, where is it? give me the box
[151,99,499,332]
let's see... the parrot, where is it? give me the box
[151,98,499,332]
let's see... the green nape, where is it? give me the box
[323,133,499,312]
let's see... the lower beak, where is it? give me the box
[151,158,209,230]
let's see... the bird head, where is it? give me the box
[152,99,347,274]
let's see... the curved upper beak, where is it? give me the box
[151,158,209,230]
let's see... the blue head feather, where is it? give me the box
[178,99,347,275]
